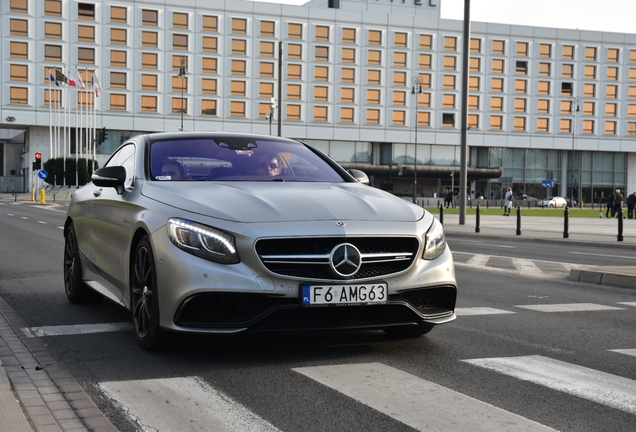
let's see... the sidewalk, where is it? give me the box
[0,194,635,431]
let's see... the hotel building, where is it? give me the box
[2,0,635,201]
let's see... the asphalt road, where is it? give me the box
[0,200,635,431]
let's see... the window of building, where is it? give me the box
[584,65,596,79]
[171,75,186,92]
[605,121,617,135]
[366,109,380,124]
[420,34,432,49]
[563,45,575,59]
[469,76,480,91]
[140,53,155,69]
[419,54,432,69]
[141,31,157,47]
[443,75,456,89]
[10,19,28,36]
[629,122,636,135]
[492,59,504,74]
[466,114,478,129]
[493,40,505,55]
[515,79,527,94]
[230,80,245,96]
[45,0,61,16]
[560,118,572,133]
[443,113,455,127]
[140,96,157,112]
[583,119,594,134]
[393,71,406,86]
[514,117,526,131]
[342,28,356,44]
[288,43,302,59]
[368,30,382,45]
[260,82,274,97]
[490,115,503,130]
[202,37,217,52]
[10,87,28,104]
[539,62,551,77]
[630,86,636,99]
[142,9,158,26]
[230,101,245,117]
[342,48,355,63]
[202,100,217,116]
[10,42,28,59]
[340,107,354,122]
[314,106,328,121]
[584,83,596,97]
[111,28,127,45]
[392,91,406,105]
[608,48,619,62]
[514,98,526,112]
[368,50,381,65]
[173,34,188,50]
[315,25,329,41]
[418,74,431,88]
[415,111,429,126]
[443,94,455,108]
[110,6,126,23]
[583,101,595,116]
[257,21,274,37]
[203,58,218,74]
[141,74,157,90]
[394,52,407,67]
[444,36,457,51]
[341,68,355,83]
[45,22,62,39]
[232,60,246,75]
[491,96,503,111]
[394,32,407,47]
[45,44,62,61]
[315,46,329,61]
[287,105,301,120]
[260,41,274,57]
[538,81,550,95]
[470,57,480,72]
[540,43,552,58]
[78,3,95,20]
[288,64,302,80]
[315,66,328,81]
[45,88,62,106]
[232,39,247,55]
[367,89,380,104]
[10,64,28,81]
[516,42,528,57]
[288,84,301,99]
[560,100,571,114]
[392,110,405,125]
[203,16,218,32]
[288,23,302,39]
[10,0,27,13]
[444,56,456,70]
[110,50,128,69]
[562,64,573,78]
[368,70,381,85]
[607,67,619,81]
[110,72,126,88]
[110,93,126,110]
[492,78,504,92]
[537,99,550,114]
[314,86,328,101]
[173,12,188,29]
[470,38,481,53]
[516,61,528,75]
[258,103,271,118]
[631,51,636,63]
[232,18,247,34]
[469,95,479,110]
[585,47,597,61]
[78,25,95,42]
[537,118,549,132]
[561,82,573,96]
[78,47,94,64]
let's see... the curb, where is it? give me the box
[567,266,636,289]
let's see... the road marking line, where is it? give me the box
[570,251,636,260]
[515,303,624,313]
[37,221,46,224]
[464,355,636,415]
[465,253,490,266]
[455,307,516,316]
[24,322,132,338]
[617,302,636,307]
[512,258,541,277]
[293,362,554,431]
[609,349,636,358]
[20,216,28,220]
[100,377,280,432]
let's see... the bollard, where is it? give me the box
[563,207,569,238]
[618,209,624,242]
[475,205,480,233]
[516,205,522,235]
[40,188,46,204]
[439,204,444,226]
[486,200,489,209]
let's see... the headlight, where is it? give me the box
[423,217,446,260]
[167,218,240,264]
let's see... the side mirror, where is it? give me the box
[347,169,369,185]
[92,166,127,195]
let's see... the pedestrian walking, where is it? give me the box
[614,189,624,218]
[605,192,615,218]
[444,188,453,208]
[503,187,513,216]
[627,191,636,219]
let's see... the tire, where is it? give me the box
[131,236,165,350]
[63,223,102,303]
[383,323,434,338]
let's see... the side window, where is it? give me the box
[105,144,135,188]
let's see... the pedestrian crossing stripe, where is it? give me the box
[514,303,624,313]
[463,355,636,415]
[455,307,516,316]
[609,349,636,358]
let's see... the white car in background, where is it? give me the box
[537,196,568,208]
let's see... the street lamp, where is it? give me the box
[411,76,425,203]
[568,96,581,206]
[177,56,187,131]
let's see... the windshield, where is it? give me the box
[150,137,345,182]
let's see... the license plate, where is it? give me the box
[301,283,388,306]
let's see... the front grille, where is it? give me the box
[255,237,419,281]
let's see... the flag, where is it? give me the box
[55,69,68,85]
[76,72,86,90]
[92,72,103,97]
[49,69,59,86]
[67,73,77,87]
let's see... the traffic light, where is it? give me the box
[97,127,108,144]
[33,152,42,170]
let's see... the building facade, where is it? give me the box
[1,0,635,202]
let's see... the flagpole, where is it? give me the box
[48,70,53,160]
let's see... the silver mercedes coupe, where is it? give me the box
[64,132,457,349]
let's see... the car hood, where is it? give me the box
[141,181,424,223]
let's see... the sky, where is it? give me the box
[251,0,636,35]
